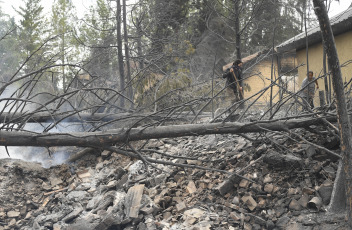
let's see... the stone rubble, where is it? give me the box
[0,125,349,230]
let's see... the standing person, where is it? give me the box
[222,59,244,107]
[301,71,319,109]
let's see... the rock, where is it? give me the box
[256,144,267,156]
[302,187,315,195]
[77,169,92,181]
[163,212,172,220]
[186,160,201,165]
[289,199,302,211]
[299,215,317,226]
[7,211,20,218]
[62,204,83,223]
[305,145,316,158]
[44,211,68,223]
[193,221,212,230]
[286,222,305,230]
[101,150,111,157]
[114,191,127,206]
[68,182,77,191]
[264,184,274,193]
[96,162,105,171]
[287,188,299,195]
[266,220,275,230]
[53,223,63,230]
[229,212,241,222]
[66,190,88,201]
[263,150,302,169]
[144,216,157,230]
[8,218,16,226]
[140,195,158,215]
[42,181,51,191]
[252,215,266,226]
[216,174,241,195]
[318,184,333,205]
[148,174,167,187]
[24,212,32,219]
[243,223,252,230]
[275,207,286,218]
[50,177,63,187]
[94,213,124,230]
[235,138,247,151]
[184,209,205,218]
[183,208,205,225]
[263,175,273,183]
[242,195,257,211]
[239,179,251,188]
[92,192,115,214]
[258,198,266,208]
[232,196,240,205]
[107,180,117,188]
[116,174,128,189]
[86,195,103,210]
[322,166,336,178]
[186,180,197,194]
[276,216,290,229]
[176,202,187,212]
[128,160,144,175]
[297,194,309,208]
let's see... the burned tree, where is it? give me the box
[313,0,352,226]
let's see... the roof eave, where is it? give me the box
[277,17,352,53]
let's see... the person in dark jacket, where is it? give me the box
[223,59,244,106]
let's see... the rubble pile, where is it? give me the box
[0,126,349,229]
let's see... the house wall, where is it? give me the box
[296,31,352,104]
[244,59,280,104]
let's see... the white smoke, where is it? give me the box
[0,85,88,167]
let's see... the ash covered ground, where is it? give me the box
[0,115,349,230]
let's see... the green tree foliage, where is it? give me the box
[0,12,20,82]
[141,0,191,61]
[80,0,114,80]
[14,0,46,73]
[50,0,77,90]
[15,0,44,55]
[244,0,304,53]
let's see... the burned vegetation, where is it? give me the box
[0,59,351,229]
[0,114,349,229]
[1,0,352,230]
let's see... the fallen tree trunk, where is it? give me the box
[0,111,209,123]
[0,116,338,147]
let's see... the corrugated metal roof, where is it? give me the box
[277,6,352,52]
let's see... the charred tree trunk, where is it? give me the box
[0,112,161,123]
[116,0,125,109]
[304,0,310,81]
[0,116,339,148]
[269,17,277,117]
[313,0,352,226]
[234,0,241,59]
[123,0,133,107]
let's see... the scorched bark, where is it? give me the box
[0,116,337,147]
